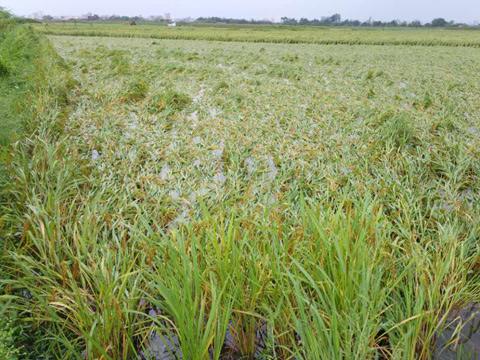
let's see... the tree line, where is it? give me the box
[278,14,469,27]
[36,13,477,28]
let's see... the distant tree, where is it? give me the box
[87,14,100,21]
[42,15,54,21]
[409,20,422,27]
[0,7,12,19]
[431,18,448,27]
[195,17,272,24]
[299,17,310,25]
[281,17,298,25]
[320,13,341,25]
[329,13,341,24]
[47,12,475,29]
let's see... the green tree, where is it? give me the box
[431,18,448,27]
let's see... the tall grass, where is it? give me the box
[0,15,73,358]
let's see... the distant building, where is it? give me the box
[59,15,80,21]
[168,21,176,27]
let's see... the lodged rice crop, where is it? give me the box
[1,32,480,359]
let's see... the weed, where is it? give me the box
[147,89,191,114]
[0,60,8,76]
[281,53,299,62]
[214,80,229,93]
[122,78,149,102]
[315,55,340,65]
[109,50,130,75]
[380,113,416,148]
[365,68,384,80]
[0,318,21,360]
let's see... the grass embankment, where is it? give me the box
[0,11,73,358]
[35,22,480,47]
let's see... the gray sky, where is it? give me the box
[1,0,479,23]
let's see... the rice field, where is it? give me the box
[2,26,480,359]
[36,22,480,47]
[52,35,480,220]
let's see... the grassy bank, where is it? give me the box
[0,14,72,161]
[0,11,73,358]
[35,22,480,47]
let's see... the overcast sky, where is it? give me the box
[1,0,479,23]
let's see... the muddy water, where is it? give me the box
[435,304,480,359]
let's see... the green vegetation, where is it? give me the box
[0,11,73,359]
[0,19,71,146]
[1,20,480,359]
[35,22,480,47]
[148,89,192,114]
[122,78,149,102]
[0,319,20,360]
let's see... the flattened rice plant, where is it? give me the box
[2,30,480,360]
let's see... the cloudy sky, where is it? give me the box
[1,0,479,23]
